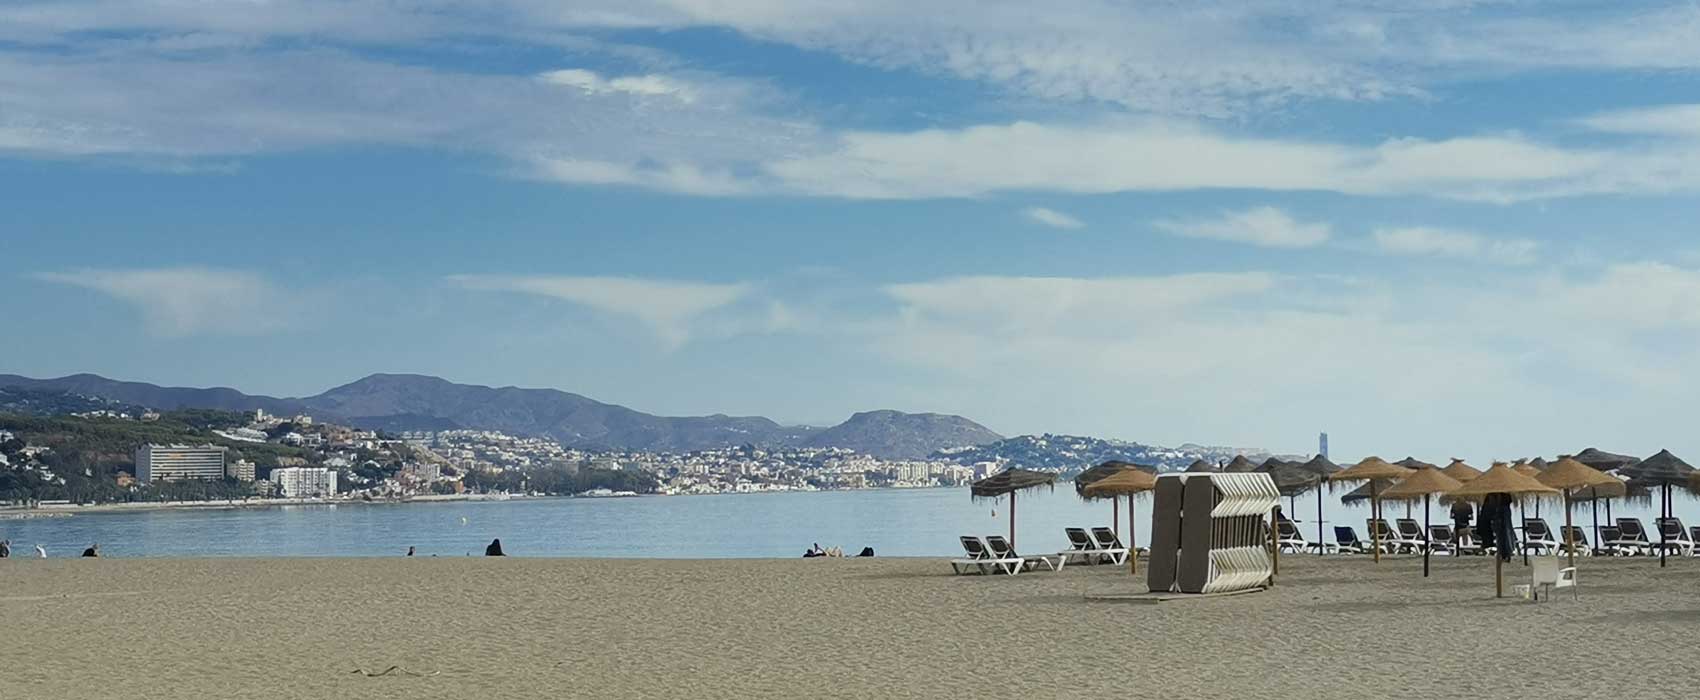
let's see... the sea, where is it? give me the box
[1,487,1694,558]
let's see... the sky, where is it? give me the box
[4,1,1700,461]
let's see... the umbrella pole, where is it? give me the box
[1520,500,1529,567]
[1371,483,1381,564]
[1129,496,1138,575]
[1495,553,1503,598]
[1113,497,1119,539]
[1423,494,1431,578]
[1270,505,1280,577]
[1564,492,1576,569]
[1317,488,1325,557]
[1661,484,1669,568]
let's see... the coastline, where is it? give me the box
[0,492,542,516]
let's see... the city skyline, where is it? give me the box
[6,2,1700,460]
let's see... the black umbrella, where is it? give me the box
[1620,449,1697,567]
[1295,455,1341,555]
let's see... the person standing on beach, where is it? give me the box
[1477,494,1499,553]
[484,539,505,556]
[1451,500,1473,546]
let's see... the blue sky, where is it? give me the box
[5,1,1700,460]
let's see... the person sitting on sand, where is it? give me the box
[82,543,100,558]
[0,539,10,558]
[485,539,505,556]
[406,546,416,557]
[856,547,874,557]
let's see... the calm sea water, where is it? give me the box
[2,487,1695,558]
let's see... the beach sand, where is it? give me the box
[2,554,1697,699]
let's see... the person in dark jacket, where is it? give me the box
[1451,500,1473,547]
[1477,494,1499,552]
[1492,496,1516,562]
[484,539,505,556]
[81,543,100,558]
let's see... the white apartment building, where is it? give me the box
[227,459,257,482]
[271,466,338,498]
[135,444,228,483]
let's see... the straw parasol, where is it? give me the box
[1329,457,1413,562]
[1292,455,1340,553]
[1185,459,1217,473]
[1441,458,1482,483]
[1570,447,1639,473]
[1395,457,1439,470]
[1448,463,1559,598]
[1537,458,1622,568]
[1223,455,1260,473]
[1082,469,1159,574]
[971,468,1057,551]
[1381,467,1465,577]
[1620,450,1698,567]
[1074,462,1156,550]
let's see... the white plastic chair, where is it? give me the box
[1530,557,1577,602]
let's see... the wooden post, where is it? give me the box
[1590,490,1600,557]
[1128,496,1138,575]
[1009,491,1017,552]
[1112,496,1119,539]
[1317,486,1325,556]
[1371,482,1381,564]
[1495,554,1503,599]
[1270,505,1280,578]
[1564,491,1576,569]
[1661,483,1669,568]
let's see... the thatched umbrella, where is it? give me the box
[1527,457,1550,471]
[1329,457,1413,562]
[971,468,1057,552]
[1224,455,1260,473]
[1258,456,1295,471]
[1620,449,1697,567]
[1537,458,1622,568]
[1571,448,1638,473]
[1381,467,1465,577]
[1185,459,1217,473]
[1075,461,1156,540]
[1296,455,1340,554]
[1083,469,1159,574]
[1449,464,1559,597]
[1441,458,1483,483]
[1395,457,1439,470]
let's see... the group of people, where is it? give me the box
[1450,497,1516,562]
[0,539,94,558]
[802,543,874,558]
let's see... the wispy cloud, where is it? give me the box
[1021,207,1084,230]
[1155,207,1330,249]
[32,267,289,336]
[448,274,752,346]
[1372,227,1539,265]
[537,68,698,103]
[1580,104,1700,138]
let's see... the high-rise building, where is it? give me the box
[135,444,228,483]
[227,459,256,482]
[271,466,338,498]
[1319,432,1329,459]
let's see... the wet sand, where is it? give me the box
[2,554,1697,699]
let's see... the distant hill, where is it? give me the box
[935,434,1273,472]
[800,410,1002,460]
[0,373,999,458]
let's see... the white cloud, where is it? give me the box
[32,267,288,336]
[1155,207,1330,248]
[448,274,752,346]
[1580,104,1700,139]
[884,273,1276,335]
[1373,227,1539,265]
[538,68,698,102]
[1021,207,1083,230]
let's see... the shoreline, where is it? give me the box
[0,492,546,516]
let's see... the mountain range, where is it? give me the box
[0,373,1002,459]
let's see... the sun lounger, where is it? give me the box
[1453,526,1484,556]
[1333,526,1369,554]
[1597,525,1624,556]
[1557,526,1591,556]
[1610,518,1653,556]
[950,536,1022,576]
[1521,518,1562,556]
[1530,556,1577,602]
[1427,524,1456,555]
[1089,527,1130,565]
[1364,519,1398,553]
[1655,518,1695,557]
[1395,518,1428,554]
[1057,527,1103,565]
[987,535,1062,572]
[1690,527,1700,555]
[1276,518,1311,554]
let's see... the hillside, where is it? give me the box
[935,434,1272,472]
[799,410,1002,460]
[0,373,999,457]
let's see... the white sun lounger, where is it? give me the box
[987,535,1063,572]
[950,536,1022,576]
[1088,527,1130,565]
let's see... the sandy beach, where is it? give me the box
[2,554,1696,699]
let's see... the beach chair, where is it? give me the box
[986,535,1062,572]
[1655,518,1695,557]
[1395,518,1428,554]
[950,536,1022,576]
[1521,518,1562,556]
[1530,557,1577,602]
[1690,527,1700,555]
[1557,526,1591,556]
[1610,518,1653,556]
[1057,527,1102,565]
[1333,526,1369,554]
[1427,524,1456,555]
[1365,519,1398,553]
[1597,525,1624,556]
[1089,527,1130,565]
[1276,518,1310,554]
